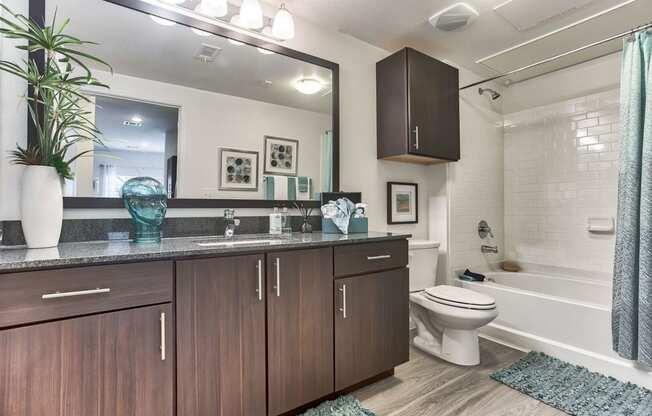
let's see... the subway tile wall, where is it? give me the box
[503,88,620,277]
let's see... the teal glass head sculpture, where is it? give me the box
[122,177,167,244]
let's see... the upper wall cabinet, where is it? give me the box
[377,47,460,164]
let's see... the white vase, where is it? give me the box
[20,166,63,248]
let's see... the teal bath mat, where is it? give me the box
[491,352,652,415]
[300,395,375,416]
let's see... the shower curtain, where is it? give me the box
[613,30,652,367]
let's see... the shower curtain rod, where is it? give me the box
[459,21,652,91]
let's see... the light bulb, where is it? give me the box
[191,27,212,37]
[150,15,176,26]
[272,3,294,40]
[196,0,227,18]
[295,78,324,95]
[239,0,263,29]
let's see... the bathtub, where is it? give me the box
[461,271,652,389]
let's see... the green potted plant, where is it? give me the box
[0,5,110,248]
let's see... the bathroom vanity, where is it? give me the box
[0,233,409,416]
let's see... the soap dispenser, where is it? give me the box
[269,207,282,235]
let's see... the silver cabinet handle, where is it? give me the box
[160,312,166,361]
[367,255,392,261]
[413,125,420,150]
[41,288,110,300]
[274,258,281,297]
[256,259,263,301]
[339,284,347,319]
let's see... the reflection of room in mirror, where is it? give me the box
[64,95,179,199]
[49,0,334,201]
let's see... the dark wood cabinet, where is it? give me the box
[266,248,334,415]
[335,268,410,390]
[377,47,460,164]
[176,254,267,416]
[0,304,174,416]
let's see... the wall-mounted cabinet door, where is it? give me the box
[0,304,174,416]
[176,255,267,416]
[267,248,334,416]
[407,48,460,160]
[335,268,410,390]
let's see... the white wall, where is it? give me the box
[502,53,621,276]
[87,70,330,200]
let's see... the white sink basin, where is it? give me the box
[195,238,286,247]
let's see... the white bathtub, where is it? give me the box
[461,271,652,389]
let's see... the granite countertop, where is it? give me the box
[0,232,411,273]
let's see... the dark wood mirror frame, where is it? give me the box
[28,0,339,209]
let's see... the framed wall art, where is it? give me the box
[387,182,418,224]
[219,148,259,191]
[264,136,299,177]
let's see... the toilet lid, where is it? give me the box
[424,285,495,309]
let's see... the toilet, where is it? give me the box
[408,239,498,366]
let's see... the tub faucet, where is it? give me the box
[481,245,499,254]
[223,209,240,239]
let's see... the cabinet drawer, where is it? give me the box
[0,261,173,328]
[334,240,408,277]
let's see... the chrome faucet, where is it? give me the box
[223,209,241,238]
[481,245,499,254]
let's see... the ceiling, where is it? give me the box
[94,95,179,153]
[263,0,652,83]
[45,0,333,114]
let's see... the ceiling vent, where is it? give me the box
[494,0,597,31]
[194,43,222,63]
[429,3,479,32]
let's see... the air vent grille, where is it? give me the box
[195,43,222,63]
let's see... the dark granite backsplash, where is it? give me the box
[1,216,322,246]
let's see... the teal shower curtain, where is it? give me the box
[613,30,652,366]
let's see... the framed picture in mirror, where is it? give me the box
[218,148,259,191]
[264,136,299,176]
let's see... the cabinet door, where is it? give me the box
[408,48,460,160]
[0,304,174,416]
[176,255,267,416]
[267,248,334,416]
[335,268,409,390]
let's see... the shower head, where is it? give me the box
[478,87,501,100]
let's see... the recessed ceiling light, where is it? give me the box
[429,2,479,32]
[258,48,275,55]
[295,78,324,95]
[150,15,176,26]
[191,27,212,37]
[131,115,143,123]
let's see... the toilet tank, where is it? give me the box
[408,239,440,292]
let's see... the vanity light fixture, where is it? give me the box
[295,78,324,95]
[272,3,295,40]
[239,0,264,29]
[230,14,245,28]
[150,15,177,26]
[195,0,228,18]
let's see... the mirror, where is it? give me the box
[43,0,337,205]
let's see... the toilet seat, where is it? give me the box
[424,285,496,310]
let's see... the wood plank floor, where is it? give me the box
[352,338,568,416]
